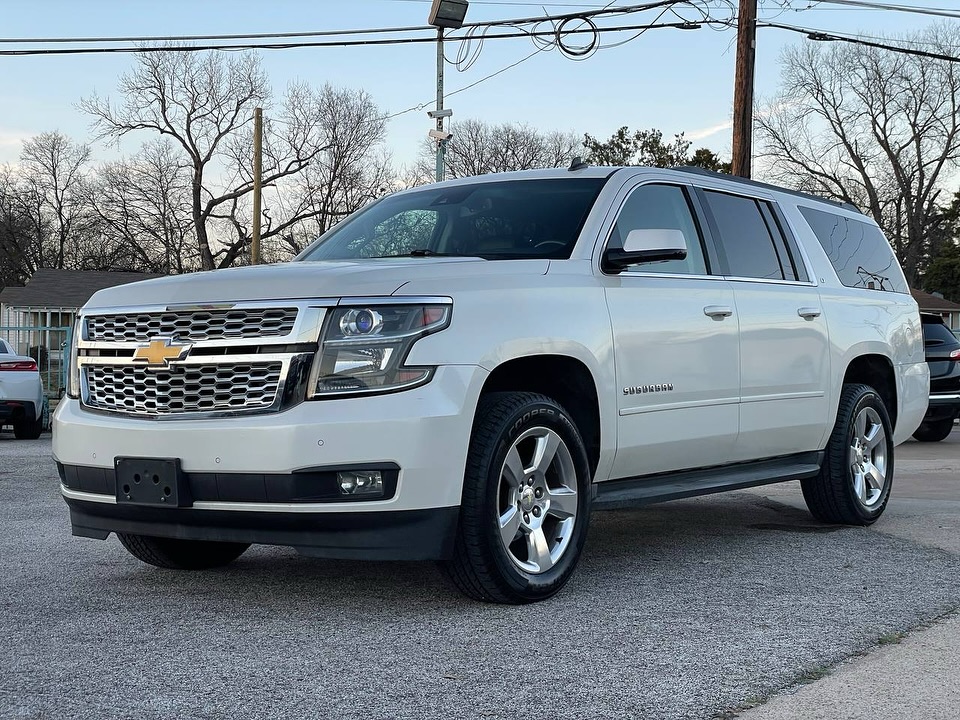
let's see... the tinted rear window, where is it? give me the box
[799,206,908,293]
[922,318,960,347]
[702,191,786,280]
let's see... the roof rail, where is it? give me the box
[670,166,862,214]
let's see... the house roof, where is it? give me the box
[0,269,165,310]
[911,288,960,312]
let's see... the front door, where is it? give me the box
[601,182,741,479]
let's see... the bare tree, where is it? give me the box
[224,83,393,260]
[88,139,198,273]
[757,25,960,284]
[415,119,582,183]
[0,166,39,287]
[19,132,95,270]
[83,48,329,270]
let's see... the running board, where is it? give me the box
[593,451,823,510]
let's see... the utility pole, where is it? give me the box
[251,106,263,265]
[435,28,446,182]
[428,1,468,182]
[731,0,757,178]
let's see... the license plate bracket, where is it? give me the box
[115,457,191,507]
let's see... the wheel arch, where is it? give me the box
[842,353,897,430]
[479,354,603,479]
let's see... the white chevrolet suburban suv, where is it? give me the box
[54,166,929,603]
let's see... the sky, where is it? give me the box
[0,0,954,171]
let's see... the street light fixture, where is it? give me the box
[428,0,469,30]
[428,1,469,182]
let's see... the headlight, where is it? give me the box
[66,318,82,399]
[310,302,451,398]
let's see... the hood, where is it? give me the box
[84,258,550,309]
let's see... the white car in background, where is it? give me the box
[0,339,49,440]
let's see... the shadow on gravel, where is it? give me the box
[4,476,960,720]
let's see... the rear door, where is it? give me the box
[696,188,830,461]
[600,181,740,478]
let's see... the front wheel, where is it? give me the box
[117,533,250,569]
[445,392,592,604]
[802,383,894,525]
[912,417,955,443]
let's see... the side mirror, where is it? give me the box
[602,228,688,273]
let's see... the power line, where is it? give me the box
[762,21,960,61]
[0,1,681,45]
[811,0,960,20]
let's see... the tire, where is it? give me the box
[802,383,894,525]
[13,416,43,440]
[444,391,592,603]
[912,418,955,443]
[117,533,250,570]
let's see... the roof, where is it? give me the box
[911,288,960,312]
[0,269,165,310]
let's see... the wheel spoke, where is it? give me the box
[502,445,526,489]
[526,527,554,573]
[546,486,578,520]
[532,431,561,476]
[864,422,884,450]
[865,464,885,492]
[499,506,522,547]
[856,410,869,440]
[853,467,867,502]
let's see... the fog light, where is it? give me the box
[338,470,384,496]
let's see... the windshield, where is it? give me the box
[298,178,606,262]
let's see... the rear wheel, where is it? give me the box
[445,392,592,603]
[802,383,894,525]
[117,533,249,569]
[912,418,955,443]
[13,415,43,440]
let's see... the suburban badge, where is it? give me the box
[623,383,675,395]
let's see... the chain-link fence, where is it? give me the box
[1,326,72,398]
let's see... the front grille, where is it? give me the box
[86,308,298,342]
[83,362,283,416]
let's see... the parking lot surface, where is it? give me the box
[2,431,958,719]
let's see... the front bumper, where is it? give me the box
[54,364,487,558]
[63,490,459,561]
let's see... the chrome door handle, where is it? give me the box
[798,307,822,320]
[703,305,733,319]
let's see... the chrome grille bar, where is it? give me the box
[86,307,299,343]
[84,361,284,416]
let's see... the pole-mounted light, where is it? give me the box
[428,0,469,30]
[427,1,469,182]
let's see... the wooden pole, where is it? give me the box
[252,107,263,265]
[731,0,757,178]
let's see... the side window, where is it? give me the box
[610,184,708,275]
[702,190,793,281]
[798,206,909,293]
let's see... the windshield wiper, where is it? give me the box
[408,248,456,257]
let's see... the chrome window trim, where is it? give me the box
[722,275,818,288]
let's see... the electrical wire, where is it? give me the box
[761,21,960,61]
[811,0,960,20]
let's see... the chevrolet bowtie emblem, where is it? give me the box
[133,338,192,368]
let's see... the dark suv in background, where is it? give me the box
[914,313,960,442]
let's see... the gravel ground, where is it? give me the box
[2,435,959,720]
